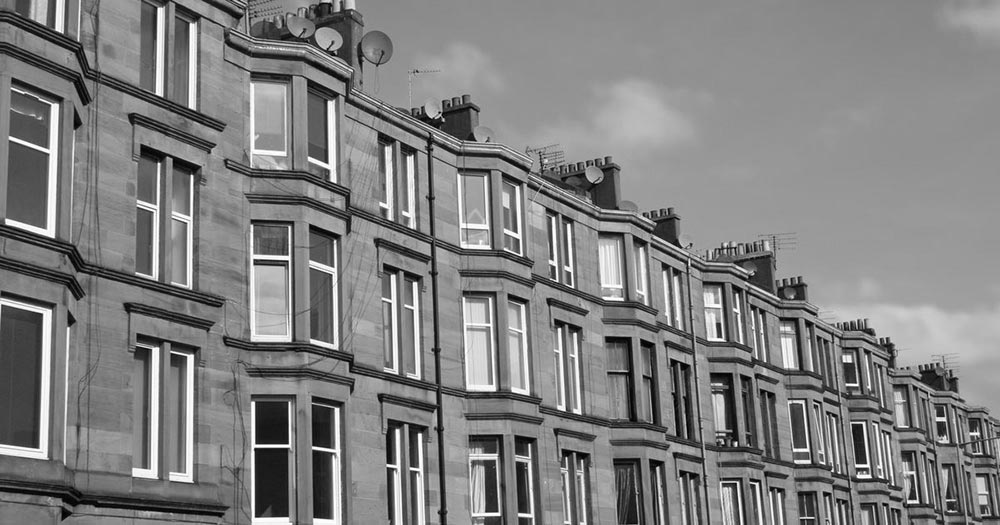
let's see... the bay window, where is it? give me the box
[977,474,994,516]
[749,481,765,525]
[731,289,746,344]
[902,452,919,503]
[843,350,860,391]
[651,462,668,525]
[400,149,416,227]
[640,342,657,424]
[546,213,576,287]
[464,296,495,390]
[598,235,625,300]
[703,284,725,341]
[769,488,786,525]
[469,437,502,525]
[14,0,69,31]
[750,305,767,361]
[798,493,817,525]
[680,471,702,525]
[607,339,634,421]
[515,439,536,525]
[713,375,736,446]
[382,268,421,377]
[458,172,490,248]
[463,295,531,393]
[672,360,695,440]
[935,405,951,444]
[943,464,959,512]
[501,180,523,255]
[813,402,826,465]
[6,86,59,237]
[892,386,910,427]
[506,300,529,394]
[251,223,292,341]
[970,418,984,454]
[0,299,52,459]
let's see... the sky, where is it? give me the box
[354,0,1000,412]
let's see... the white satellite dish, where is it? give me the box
[286,15,316,39]
[422,98,442,120]
[360,30,394,66]
[619,200,639,212]
[314,27,343,52]
[743,261,758,276]
[583,165,604,185]
[782,287,797,300]
[472,126,495,143]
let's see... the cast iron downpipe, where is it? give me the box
[685,256,712,525]
[425,134,448,524]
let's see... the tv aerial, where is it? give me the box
[286,14,315,39]
[314,27,344,52]
[408,68,441,108]
[472,126,495,143]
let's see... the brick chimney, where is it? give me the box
[542,157,622,209]
[313,2,364,69]
[439,95,480,141]
[704,240,777,293]
[775,276,808,302]
[643,208,682,247]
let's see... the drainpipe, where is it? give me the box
[685,255,712,525]
[426,134,448,525]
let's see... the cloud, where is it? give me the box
[411,42,506,102]
[527,78,698,159]
[831,300,1000,412]
[941,0,1000,43]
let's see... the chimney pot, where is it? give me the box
[586,160,595,167]
[604,156,613,164]
[667,207,675,215]
[442,99,452,109]
[451,96,461,106]
[461,94,472,104]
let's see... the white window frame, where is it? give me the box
[749,481,765,525]
[469,438,502,523]
[902,452,920,504]
[135,155,161,280]
[720,480,745,525]
[812,402,826,466]
[167,348,194,482]
[400,150,416,227]
[703,284,725,341]
[935,405,951,444]
[547,213,576,287]
[769,488,786,525]
[598,235,625,300]
[501,180,523,256]
[872,422,884,479]
[779,320,798,369]
[249,81,289,168]
[555,323,582,414]
[458,172,491,249]
[463,295,496,391]
[251,399,293,525]
[386,425,403,524]
[515,440,536,525]
[977,474,993,517]
[173,12,198,109]
[141,0,166,96]
[732,289,745,344]
[16,0,68,31]
[409,428,426,525]
[507,299,530,395]
[250,223,292,342]
[309,232,339,350]
[379,140,394,220]
[788,399,811,464]
[307,92,337,182]
[312,402,342,525]
[970,419,984,455]
[132,342,160,478]
[169,166,194,288]
[851,421,872,479]
[0,299,52,460]
[881,430,893,485]
[633,242,648,305]
[7,86,60,237]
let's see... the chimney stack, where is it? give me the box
[439,94,480,141]
[645,207,682,247]
[313,2,365,68]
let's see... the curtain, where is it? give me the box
[720,483,736,525]
[598,236,623,292]
[470,460,486,514]
[615,464,638,525]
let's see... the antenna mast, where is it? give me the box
[757,231,798,268]
[408,69,442,108]
[525,144,565,174]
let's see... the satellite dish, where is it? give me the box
[743,261,758,276]
[619,200,639,212]
[249,20,277,38]
[286,15,316,39]
[679,233,695,249]
[421,98,442,120]
[314,27,343,52]
[583,165,604,185]
[782,287,797,300]
[360,30,394,65]
[473,126,495,143]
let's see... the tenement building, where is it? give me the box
[1,0,999,524]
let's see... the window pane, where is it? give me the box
[310,231,336,267]
[136,208,155,276]
[253,264,289,336]
[461,174,488,226]
[254,449,289,517]
[312,404,336,449]
[254,401,288,445]
[139,2,159,91]
[253,225,288,256]
[402,280,417,376]
[131,346,152,468]
[167,353,188,474]
[382,272,396,368]
[170,219,189,285]
[171,165,192,215]
[14,0,59,27]
[310,268,335,344]
[308,92,329,162]
[6,142,50,229]
[790,403,807,448]
[313,450,335,519]
[252,83,286,153]
[507,301,526,391]
[615,463,640,525]
[171,16,192,105]
[137,155,158,204]
[10,89,52,145]
[598,236,624,298]
[466,326,493,386]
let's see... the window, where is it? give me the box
[607,339,634,421]
[836,500,850,525]
[501,181,523,255]
[464,296,496,390]
[0,299,51,459]
[633,242,649,305]
[881,430,893,484]
[546,213,576,287]
[251,224,291,341]
[679,471,702,525]
[902,452,919,503]
[250,81,288,169]
[892,386,910,427]
[760,390,779,459]
[823,495,835,525]
[615,462,642,525]
[400,150,416,227]
[140,1,198,108]
[943,464,960,512]
[748,481,765,525]
[561,451,590,525]
[6,86,59,237]
[851,422,871,478]
[813,402,826,465]
[458,172,490,248]
[779,320,798,369]
[703,284,725,341]
[639,342,657,424]
[827,412,845,474]
[662,266,684,329]
[378,139,395,219]
[307,90,337,181]
[789,400,810,463]
[554,323,582,413]
[135,152,195,287]
[712,375,736,446]
[515,439,536,525]
[769,488,786,525]
[860,505,877,525]
[741,377,756,448]
[749,306,767,361]
[469,438,501,525]
[935,405,951,444]
[842,350,859,391]
[731,289,746,344]
[383,269,421,377]
[506,300,530,394]
[132,342,194,482]
[312,403,342,525]
[672,360,695,440]
[871,423,884,479]
[970,419,984,455]
[720,480,744,525]
[387,423,425,525]
[798,492,817,525]
[14,0,69,31]
[651,462,668,525]
[252,399,292,522]
[977,474,994,516]
[310,230,339,349]
[598,235,625,300]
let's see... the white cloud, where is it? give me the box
[528,78,697,159]
[410,42,506,104]
[941,0,1000,43]
[831,301,1000,411]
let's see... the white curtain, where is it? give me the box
[598,236,623,293]
[720,483,736,525]
[470,460,486,514]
